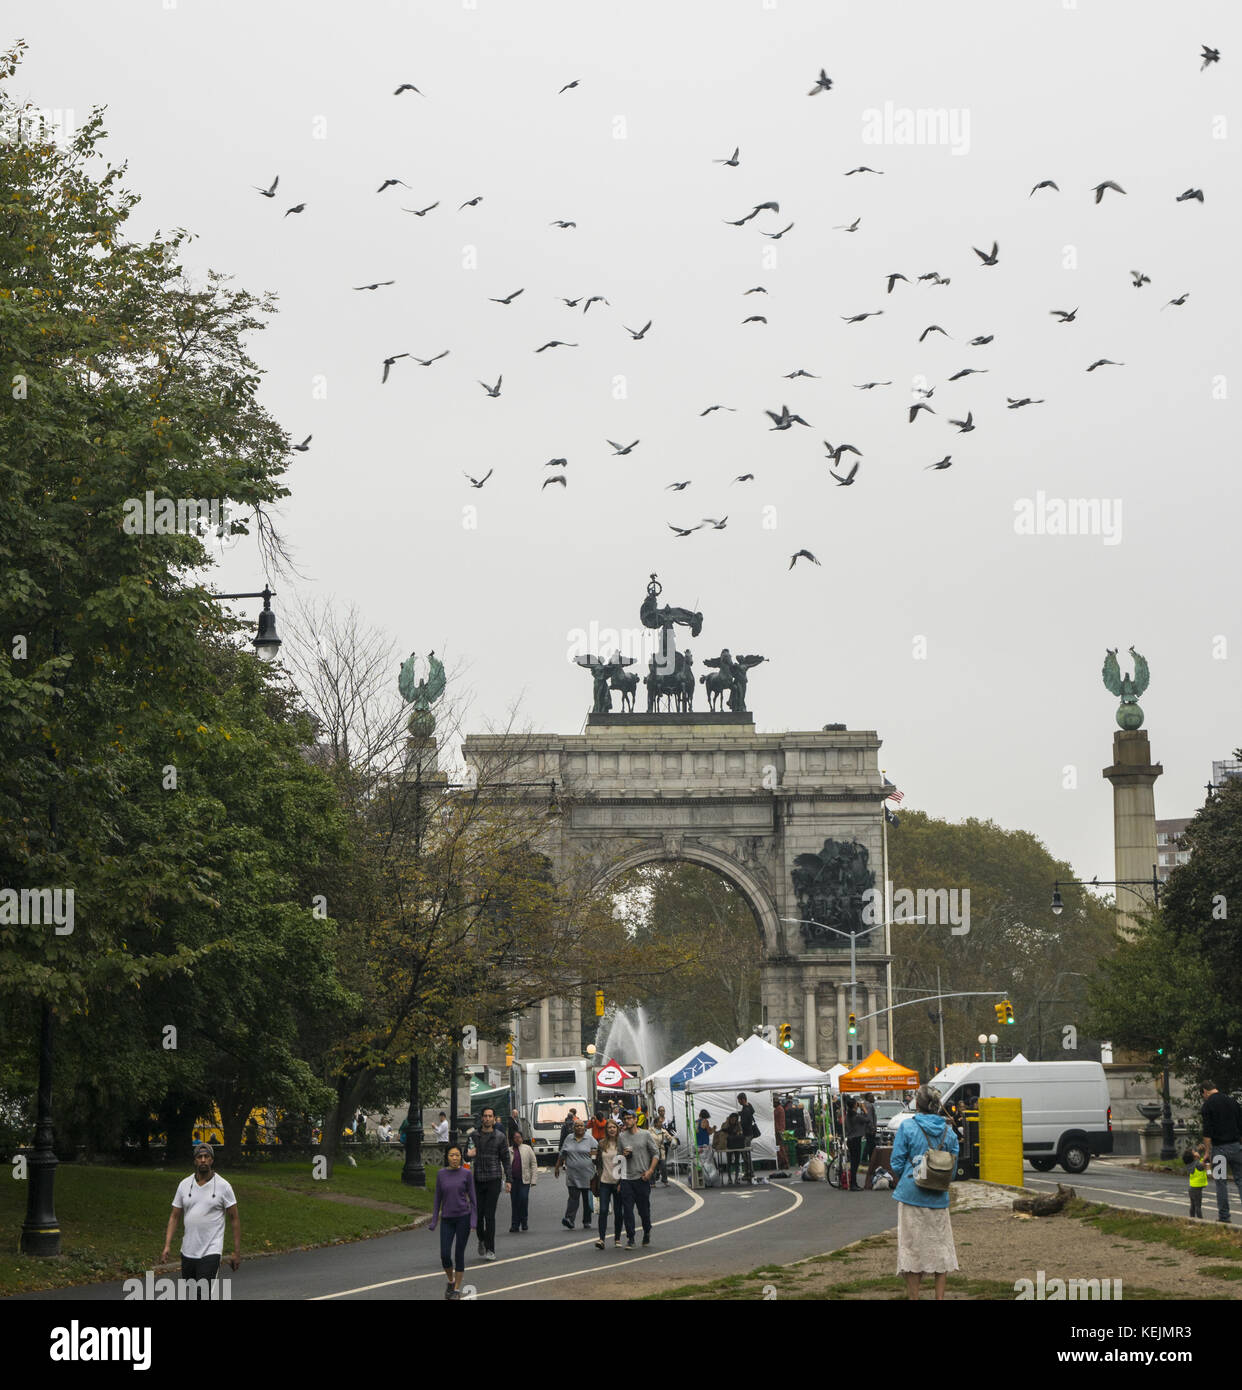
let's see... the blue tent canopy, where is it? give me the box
[669,1052,720,1091]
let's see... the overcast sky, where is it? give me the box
[16,0,1240,884]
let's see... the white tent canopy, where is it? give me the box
[645,1041,732,1149]
[684,1034,835,1093]
[826,1063,849,1093]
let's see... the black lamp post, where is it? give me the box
[401,1054,426,1187]
[213,586,282,662]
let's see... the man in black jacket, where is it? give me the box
[1201,1082,1242,1223]
[466,1108,511,1258]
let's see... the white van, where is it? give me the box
[886,1061,1113,1174]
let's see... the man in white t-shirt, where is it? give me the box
[161,1142,241,1283]
[434,1112,450,1164]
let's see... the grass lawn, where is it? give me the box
[0,1155,435,1296]
[1069,1199,1242,1263]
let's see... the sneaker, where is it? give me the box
[561,1218,574,1229]
[626,1239,636,1249]
[508,1227,519,1233]
[613,1237,621,1248]
[484,1250,497,1261]
[582,1222,591,1229]
[520,1225,528,1232]
[642,1232,651,1246]
[477,1238,486,1258]
[444,1283,455,1300]
[594,1239,605,1250]
[448,1288,461,1300]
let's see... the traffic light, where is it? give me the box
[993,1001,1006,1026]
[504,1035,514,1067]
[1003,1000,1015,1026]
[594,989,605,1017]
[847,1013,857,1036]
[779,1022,794,1052]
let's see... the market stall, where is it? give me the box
[836,1050,920,1189]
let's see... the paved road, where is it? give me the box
[1023,1157,1199,1218]
[16,1171,902,1302]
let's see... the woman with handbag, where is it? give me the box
[888,1084,959,1300]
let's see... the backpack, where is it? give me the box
[912,1120,954,1191]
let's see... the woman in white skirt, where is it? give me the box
[888,1084,959,1300]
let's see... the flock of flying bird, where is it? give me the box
[253,45,1220,574]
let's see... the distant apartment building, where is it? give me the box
[1212,757,1242,788]
[1155,818,1192,883]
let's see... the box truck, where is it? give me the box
[513,1058,593,1163]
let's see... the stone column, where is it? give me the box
[803,986,817,1067]
[538,999,551,1057]
[1102,729,1162,936]
[835,983,848,1065]
[866,985,878,1054]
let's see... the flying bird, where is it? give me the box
[751,202,781,214]
[624,321,653,338]
[824,441,861,461]
[854,381,892,390]
[886,273,909,294]
[1086,359,1123,371]
[948,368,988,380]
[732,474,754,483]
[834,218,860,232]
[253,175,279,197]
[666,481,692,491]
[926,456,953,470]
[742,315,768,325]
[845,166,883,175]
[808,69,833,95]
[668,523,701,538]
[478,377,502,397]
[909,402,936,423]
[1092,181,1126,203]
[1175,188,1205,202]
[948,411,975,433]
[969,335,994,346]
[284,203,307,217]
[842,310,883,324]
[1049,308,1078,322]
[715,147,741,166]
[1161,293,1189,309]
[377,178,410,193]
[762,222,795,239]
[918,272,950,285]
[394,83,424,96]
[830,461,860,486]
[545,458,568,467]
[550,220,577,228]
[1029,180,1059,196]
[464,469,493,488]
[561,297,583,308]
[583,295,610,313]
[743,286,767,295]
[972,241,999,266]
[700,405,737,415]
[558,79,580,93]
[402,202,439,216]
[919,324,949,342]
[490,288,525,304]
[766,404,810,430]
[701,517,728,529]
[542,474,566,489]
[607,439,640,455]
[381,353,409,383]
[412,351,450,366]
[785,369,819,379]
[535,341,578,352]
[292,435,311,452]
[1130,270,1151,288]
[458,196,484,209]
[353,280,396,291]
[1006,397,1045,408]
[789,549,821,569]
[1201,45,1220,70]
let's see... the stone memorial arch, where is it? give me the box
[459,576,895,1069]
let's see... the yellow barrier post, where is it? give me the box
[978,1096,1023,1187]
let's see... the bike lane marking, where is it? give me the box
[310,1181,705,1299]
[478,1182,804,1297]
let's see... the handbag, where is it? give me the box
[590,1175,600,1197]
[912,1124,954,1191]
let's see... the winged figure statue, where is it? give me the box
[1102,646,1149,729]
[399,650,446,710]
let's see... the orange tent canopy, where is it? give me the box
[838,1050,919,1092]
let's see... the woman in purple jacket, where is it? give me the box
[428,1144,477,1300]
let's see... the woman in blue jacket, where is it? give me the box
[889,1085,959,1300]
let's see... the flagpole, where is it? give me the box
[881,779,894,1056]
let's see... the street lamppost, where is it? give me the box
[1049,872,1172,1157]
[20,583,280,1258]
[781,918,884,1062]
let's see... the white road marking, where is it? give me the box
[1025,1176,1185,1211]
[310,1183,705,1299]
[479,1183,804,1297]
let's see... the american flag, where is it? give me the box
[883,776,904,804]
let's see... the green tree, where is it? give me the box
[887,811,1117,1075]
[1087,757,1242,1095]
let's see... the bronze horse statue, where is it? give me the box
[646,650,695,712]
